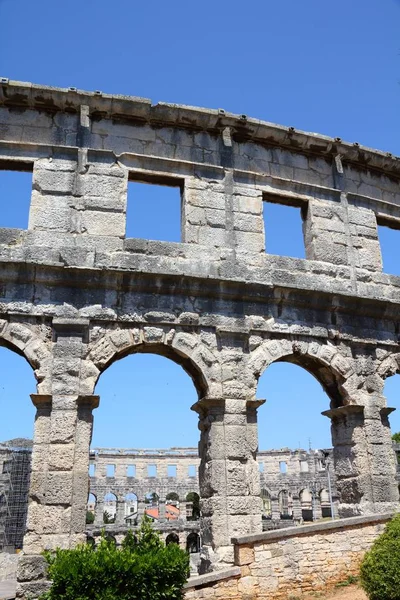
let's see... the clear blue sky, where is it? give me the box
[0,0,400,451]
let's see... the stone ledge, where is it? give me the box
[1,80,399,177]
[231,512,394,545]
[183,567,241,589]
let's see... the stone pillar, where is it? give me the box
[271,497,280,521]
[115,499,126,526]
[192,397,264,567]
[313,496,322,520]
[323,402,398,517]
[17,394,98,599]
[159,499,166,522]
[137,499,146,523]
[292,496,302,521]
[94,499,105,526]
[179,501,187,522]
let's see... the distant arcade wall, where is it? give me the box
[0,79,400,598]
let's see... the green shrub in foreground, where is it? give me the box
[360,513,400,600]
[40,516,190,600]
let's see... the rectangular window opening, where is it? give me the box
[126,465,136,477]
[258,462,264,473]
[89,464,96,477]
[127,177,183,242]
[167,464,177,478]
[147,464,157,478]
[378,221,400,277]
[263,196,306,259]
[279,461,288,474]
[106,464,115,477]
[0,166,33,229]
[188,465,196,477]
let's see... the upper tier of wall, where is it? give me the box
[1,79,400,318]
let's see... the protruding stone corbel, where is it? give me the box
[380,407,396,417]
[30,394,52,410]
[322,404,364,420]
[192,397,265,416]
[77,395,100,410]
[191,397,225,416]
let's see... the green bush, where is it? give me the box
[360,513,400,600]
[40,516,190,600]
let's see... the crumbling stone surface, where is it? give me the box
[0,552,18,582]
[0,80,399,597]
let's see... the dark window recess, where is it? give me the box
[126,180,182,242]
[263,200,305,259]
[0,169,33,229]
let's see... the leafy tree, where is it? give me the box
[360,513,400,600]
[103,510,115,524]
[166,492,179,503]
[86,511,95,525]
[186,492,200,521]
[392,431,400,443]
[145,492,159,505]
[40,515,189,600]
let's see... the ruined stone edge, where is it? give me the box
[0,79,398,176]
[231,512,394,545]
[183,567,242,589]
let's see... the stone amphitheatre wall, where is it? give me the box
[0,79,400,597]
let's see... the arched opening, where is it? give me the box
[278,490,293,520]
[261,489,272,520]
[186,492,200,521]
[92,349,202,539]
[320,488,332,518]
[166,492,180,520]
[379,373,400,500]
[125,493,138,524]
[94,352,200,447]
[186,532,200,554]
[257,359,337,525]
[104,534,117,546]
[86,493,96,525]
[0,346,37,551]
[165,532,179,546]
[103,493,117,524]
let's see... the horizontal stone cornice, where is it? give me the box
[1,79,399,178]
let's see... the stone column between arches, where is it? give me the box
[192,397,264,569]
[17,393,98,599]
[323,396,399,517]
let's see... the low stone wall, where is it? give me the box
[184,514,392,599]
[0,553,18,582]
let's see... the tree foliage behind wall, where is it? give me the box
[40,516,190,600]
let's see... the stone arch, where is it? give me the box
[0,322,52,393]
[87,492,97,506]
[86,326,222,399]
[186,532,200,553]
[249,338,353,407]
[278,490,293,518]
[165,532,179,545]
